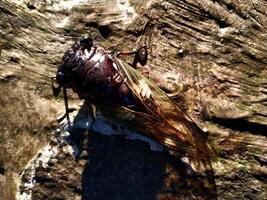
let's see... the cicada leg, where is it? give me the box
[115,45,148,69]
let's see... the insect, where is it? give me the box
[52,35,216,163]
[2,35,216,200]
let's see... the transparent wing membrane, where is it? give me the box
[100,57,216,162]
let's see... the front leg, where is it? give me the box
[116,45,148,68]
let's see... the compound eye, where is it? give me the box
[56,71,65,85]
[80,36,93,50]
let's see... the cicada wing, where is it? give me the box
[111,57,215,160]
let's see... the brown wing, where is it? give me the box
[98,56,216,161]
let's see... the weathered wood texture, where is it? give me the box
[131,0,267,125]
[0,0,267,199]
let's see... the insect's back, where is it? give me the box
[58,40,137,107]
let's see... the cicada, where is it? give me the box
[53,36,216,164]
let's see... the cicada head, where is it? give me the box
[56,36,93,87]
[79,36,93,50]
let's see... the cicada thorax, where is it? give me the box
[60,43,138,107]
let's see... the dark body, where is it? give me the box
[57,38,136,107]
[56,37,215,162]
